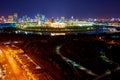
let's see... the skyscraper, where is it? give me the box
[1,16,5,23]
[13,13,18,23]
[7,15,13,23]
[36,14,41,25]
[41,15,45,24]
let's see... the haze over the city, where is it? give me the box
[0,0,120,18]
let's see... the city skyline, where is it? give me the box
[0,0,120,18]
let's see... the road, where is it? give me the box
[0,45,28,80]
[0,42,56,80]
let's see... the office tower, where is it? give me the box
[8,15,13,23]
[41,15,45,24]
[1,16,5,23]
[13,13,18,23]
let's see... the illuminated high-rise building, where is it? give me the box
[60,16,65,23]
[1,16,6,23]
[41,15,45,24]
[13,13,18,23]
[71,16,74,20]
[36,14,41,25]
[22,15,28,22]
[7,15,13,23]
[50,17,54,23]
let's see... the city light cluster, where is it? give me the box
[0,13,120,28]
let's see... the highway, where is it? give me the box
[0,44,55,80]
[0,45,28,80]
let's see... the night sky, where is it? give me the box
[0,0,120,18]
